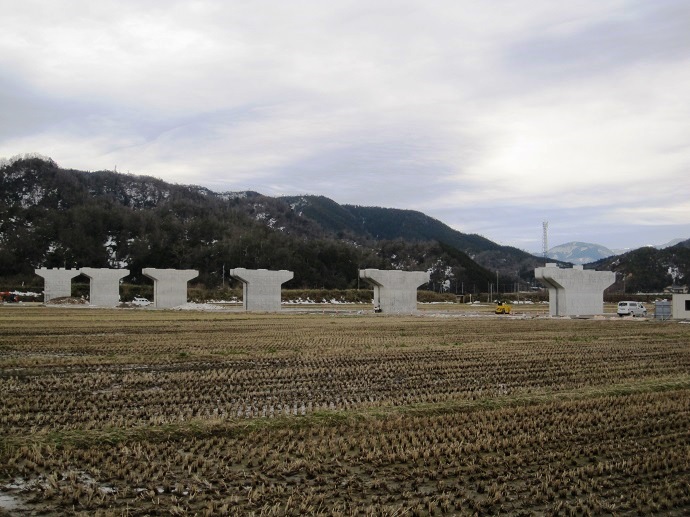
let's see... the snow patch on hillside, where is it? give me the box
[20,186,46,208]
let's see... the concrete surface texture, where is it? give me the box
[34,268,82,303]
[80,268,129,307]
[535,263,616,316]
[672,294,690,319]
[359,269,430,314]
[142,268,198,308]
[229,268,294,312]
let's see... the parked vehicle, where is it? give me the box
[617,301,646,317]
[132,297,151,307]
[0,291,19,303]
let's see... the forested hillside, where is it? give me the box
[282,195,525,256]
[280,196,544,277]
[0,156,508,292]
[4,156,685,293]
[590,243,690,293]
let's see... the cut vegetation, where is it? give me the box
[1,308,689,515]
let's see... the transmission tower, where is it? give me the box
[542,221,549,260]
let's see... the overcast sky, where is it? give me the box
[1,1,689,251]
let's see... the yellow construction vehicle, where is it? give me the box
[495,300,512,314]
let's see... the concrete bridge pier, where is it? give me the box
[34,268,82,303]
[80,267,129,307]
[534,263,615,316]
[229,268,294,312]
[359,269,430,314]
[142,268,198,308]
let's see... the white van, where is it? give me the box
[617,301,646,317]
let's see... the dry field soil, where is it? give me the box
[0,307,689,515]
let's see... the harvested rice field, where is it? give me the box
[0,307,689,515]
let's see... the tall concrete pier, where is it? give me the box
[535,263,615,317]
[359,269,430,314]
[80,267,129,307]
[142,268,198,308]
[34,268,82,303]
[229,268,294,312]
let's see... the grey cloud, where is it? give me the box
[0,75,74,141]
[252,136,457,207]
[505,1,690,81]
[1,1,688,251]
[433,203,690,252]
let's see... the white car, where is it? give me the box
[617,301,646,317]
[132,297,151,307]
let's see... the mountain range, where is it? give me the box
[1,155,688,293]
[544,239,688,265]
[545,242,617,265]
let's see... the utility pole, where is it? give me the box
[516,271,520,305]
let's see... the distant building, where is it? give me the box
[672,294,690,319]
[664,284,688,294]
